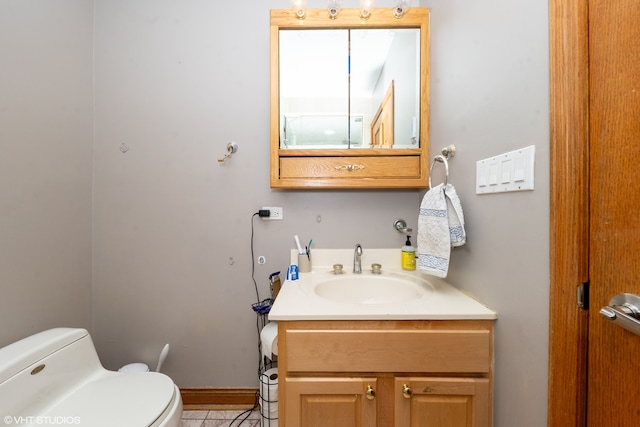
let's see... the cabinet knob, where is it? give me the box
[402,384,412,399]
[366,385,375,400]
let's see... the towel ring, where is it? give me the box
[429,154,449,188]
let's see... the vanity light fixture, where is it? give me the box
[289,1,411,20]
[393,0,411,18]
[327,0,342,19]
[359,0,375,20]
[291,0,306,19]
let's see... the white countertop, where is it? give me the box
[268,249,497,321]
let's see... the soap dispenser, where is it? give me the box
[401,235,416,271]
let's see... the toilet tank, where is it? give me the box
[0,328,107,417]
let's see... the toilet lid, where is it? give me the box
[42,372,176,427]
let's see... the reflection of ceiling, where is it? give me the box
[279,29,396,98]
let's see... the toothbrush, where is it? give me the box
[306,239,313,259]
[294,235,304,255]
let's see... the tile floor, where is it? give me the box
[180,409,263,427]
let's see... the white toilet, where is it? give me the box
[0,328,182,427]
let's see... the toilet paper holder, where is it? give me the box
[259,367,279,427]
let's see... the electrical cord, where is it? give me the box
[251,212,272,376]
[250,212,261,302]
[250,212,263,378]
[229,390,260,426]
[249,212,278,426]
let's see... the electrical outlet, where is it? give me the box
[261,207,283,220]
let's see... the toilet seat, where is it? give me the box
[119,362,150,373]
[43,372,180,427]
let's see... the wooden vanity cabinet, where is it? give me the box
[278,320,494,427]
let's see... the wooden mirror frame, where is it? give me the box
[270,8,430,189]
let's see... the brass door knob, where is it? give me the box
[402,384,412,399]
[366,385,375,400]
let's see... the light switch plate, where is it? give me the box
[476,145,535,194]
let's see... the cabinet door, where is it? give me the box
[394,377,490,427]
[285,377,377,427]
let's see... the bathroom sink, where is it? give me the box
[313,273,433,305]
[268,248,498,320]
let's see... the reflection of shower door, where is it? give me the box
[371,81,394,148]
[280,114,364,147]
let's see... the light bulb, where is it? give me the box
[359,0,375,20]
[393,0,411,18]
[291,0,306,19]
[327,0,341,19]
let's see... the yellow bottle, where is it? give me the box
[401,236,416,271]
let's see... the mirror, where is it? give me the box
[279,28,420,149]
[270,8,430,189]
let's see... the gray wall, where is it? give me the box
[1,1,549,426]
[0,1,93,343]
[91,0,421,385]
[427,1,550,425]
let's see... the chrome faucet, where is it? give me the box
[353,244,363,274]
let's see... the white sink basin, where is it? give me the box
[313,273,433,305]
[268,249,498,320]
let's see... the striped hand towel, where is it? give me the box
[417,183,466,278]
[444,184,466,247]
